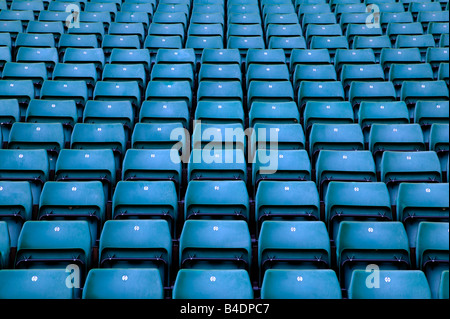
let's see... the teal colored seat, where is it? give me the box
[247,81,294,110]
[102,63,147,92]
[55,149,116,200]
[0,269,77,299]
[82,268,164,299]
[430,123,449,175]
[144,35,183,57]
[62,48,105,78]
[41,80,88,119]
[310,36,349,58]
[227,36,265,57]
[381,151,442,205]
[389,63,434,96]
[0,181,32,247]
[302,13,337,34]
[255,181,320,233]
[109,49,150,73]
[309,123,364,166]
[140,101,189,129]
[386,22,424,43]
[38,181,106,243]
[52,63,97,99]
[251,123,305,158]
[179,220,251,270]
[2,62,47,97]
[132,123,186,155]
[122,149,182,197]
[93,81,141,114]
[261,269,342,299]
[306,24,343,47]
[316,150,376,200]
[15,47,58,79]
[151,63,195,89]
[359,101,410,143]
[297,81,345,113]
[155,48,196,71]
[352,35,392,60]
[258,221,331,282]
[416,222,449,299]
[0,80,35,117]
[252,149,311,191]
[289,48,331,74]
[439,270,449,299]
[112,181,178,236]
[201,48,241,66]
[293,64,337,91]
[348,270,431,299]
[116,12,150,32]
[102,35,141,60]
[415,100,449,145]
[380,48,422,78]
[184,180,249,221]
[198,64,242,83]
[266,24,303,44]
[186,36,224,56]
[395,34,436,61]
[0,149,49,206]
[334,49,377,76]
[71,123,126,172]
[197,81,243,104]
[0,221,9,269]
[268,36,307,56]
[173,269,254,299]
[188,149,247,183]
[246,64,290,89]
[99,220,172,285]
[26,99,77,145]
[348,81,397,119]
[188,23,224,39]
[336,221,411,288]
[195,101,244,127]
[191,123,245,153]
[83,100,134,142]
[108,22,146,43]
[249,101,300,127]
[341,64,385,96]
[369,123,426,171]
[397,182,449,248]
[303,101,354,138]
[59,35,99,59]
[8,122,64,172]
[16,220,93,277]
[145,81,192,110]
[325,181,392,241]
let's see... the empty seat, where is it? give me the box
[380,151,442,205]
[55,149,116,200]
[179,219,251,270]
[109,48,150,73]
[151,63,194,88]
[396,35,436,60]
[297,81,345,113]
[438,62,449,84]
[173,269,254,299]
[249,101,300,127]
[261,269,342,299]
[416,222,449,299]
[145,81,192,110]
[25,99,77,144]
[309,123,364,166]
[325,181,392,241]
[258,221,331,282]
[293,64,337,91]
[250,123,305,156]
[386,22,424,43]
[310,36,349,58]
[352,36,392,60]
[201,48,242,66]
[83,268,163,299]
[306,24,343,47]
[334,49,377,75]
[0,269,77,299]
[184,180,249,221]
[0,181,32,247]
[255,181,320,233]
[0,221,9,269]
[99,220,172,285]
[397,182,449,248]
[336,221,410,288]
[2,62,47,96]
[440,270,449,299]
[102,63,146,92]
[348,81,397,118]
[40,80,88,118]
[70,123,126,171]
[38,181,106,243]
[415,100,449,144]
[0,149,49,206]
[289,49,331,73]
[380,48,422,78]
[62,48,105,78]
[316,150,377,200]
[16,220,93,278]
[140,100,189,129]
[195,101,244,127]
[112,181,178,236]
[188,149,247,182]
[8,122,64,171]
[303,101,354,137]
[131,123,186,154]
[246,64,290,89]
[401,80,449,119]
[390,63,434,96]
[252,149,311,191]
[0,80,35,117]
[348,270,431,299]
[122,149,182,196]
[197,81,243,104]
[369,124,426,170]
[341,64,385,96]
[429,123,449,175]
[93,81,141,113]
